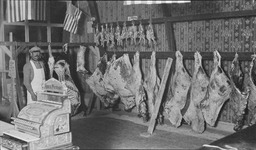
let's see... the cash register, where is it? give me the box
[0,78,74,150]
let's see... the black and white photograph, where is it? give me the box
[0,0,256,149]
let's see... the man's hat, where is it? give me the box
[29,46,41,53]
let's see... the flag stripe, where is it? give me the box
[63,3,82,34]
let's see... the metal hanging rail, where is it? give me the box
[106,51,255,61]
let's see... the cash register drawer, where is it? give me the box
[0,135,28,150]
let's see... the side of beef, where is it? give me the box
[229,53,250,131]
[164,50,191,127]
[144,51,161,122]
[183,51,209,133]
[243,55,256,126]
[201,50,232,126]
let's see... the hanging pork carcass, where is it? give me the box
[228,53,250,131]
[103,52,148,121]
[143,51,162,123]
[183,51,209,133]
[86,54,120,108]
[243,54,256,126]
[201,50,232,126]
[164,50,191,127]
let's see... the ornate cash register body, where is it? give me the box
[1,78,74,150]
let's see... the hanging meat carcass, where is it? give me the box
[143,51,162,123]
[243,54,256,126]
[86,54,119,107]
[229,53,250,131]
[103,52,148,121]
[126,52,148,120]
[201,50,232,126]
[183,51,209,133]
[164,50,191,127]
[76,45,87,73]
[48,43,55,78]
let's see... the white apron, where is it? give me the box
[27,60,45,104]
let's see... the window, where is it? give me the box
[29,26,47,42]
[4,25,25,42]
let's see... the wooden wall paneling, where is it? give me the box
[117,1,122,22]
[162,4,174,53]
[112,1,117,23]
[94,9,256,29]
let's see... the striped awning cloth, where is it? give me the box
[124,0,191,5]
[6,0,46,23]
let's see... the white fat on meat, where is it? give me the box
[229,53,250,131]
[201,50,232,126]
[76,45,87,72]
[164,50,191,127]
[243,54,256,126]
[183,51,209,133]
[144,51,160,118]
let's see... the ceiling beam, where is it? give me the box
[162,4,176,51]
[88,1,100,23]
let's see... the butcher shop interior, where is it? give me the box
[1,0,256,149]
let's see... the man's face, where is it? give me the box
[30,51,41,61]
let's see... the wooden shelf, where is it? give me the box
[106,51,255,61]
[93,9,256,27]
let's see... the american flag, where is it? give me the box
[6,0,46,23]
[63,3,82,34]
[124,0,190,5]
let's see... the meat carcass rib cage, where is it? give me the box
[243,54,256,126]
[86,54,119,107]
[183,51,209,133]
[164,50,191,127]
[144,51,161,119]
[229,53,250,131]
[201,50,232,126]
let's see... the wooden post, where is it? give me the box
[15,46,26,110]
[140,58,173,137]
[9,32,19,117]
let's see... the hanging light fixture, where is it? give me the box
[124,0,191,5]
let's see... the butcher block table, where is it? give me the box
[199,124,256,150]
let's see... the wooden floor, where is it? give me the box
[71,110,231,149]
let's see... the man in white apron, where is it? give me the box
[23,46,46,105]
